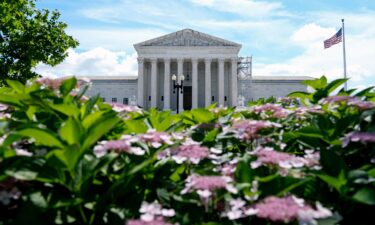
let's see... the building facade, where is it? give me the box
[84,29,310,110]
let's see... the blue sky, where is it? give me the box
[35,0,375,89]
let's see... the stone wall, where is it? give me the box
[84,78,138,105]
[84,76,309,108]
[238,78,308,103]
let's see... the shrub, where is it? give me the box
[0,76,374,225]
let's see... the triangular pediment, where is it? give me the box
[135,28,241,47]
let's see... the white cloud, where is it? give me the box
[190,0,283,17]
[35,48,138,78]
[291,23,335,46]
[68,28,166,51]
[254,22,375,88]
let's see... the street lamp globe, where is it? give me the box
[171,74,177,81]
[180,74,185,81]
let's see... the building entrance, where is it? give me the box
[183,86,192,110]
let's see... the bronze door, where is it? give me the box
[183,86,192,110]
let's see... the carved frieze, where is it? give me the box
[140,29,238,47]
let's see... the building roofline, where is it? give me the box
[75,75,313,82]
[77,76,138,80]
[252,76,313,81]
[134,28,241,49]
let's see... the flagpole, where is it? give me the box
[342,18,347,91]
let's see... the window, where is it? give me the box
[102,97,106,102]
[112,98,117,103]
[123,98,129,105]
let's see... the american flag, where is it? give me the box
[324,28,342,49]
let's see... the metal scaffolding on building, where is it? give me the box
[237,56,252,80]
[237,56,253,104]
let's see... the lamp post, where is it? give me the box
[172,74,185,114]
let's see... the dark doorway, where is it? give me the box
[183,86,192,110]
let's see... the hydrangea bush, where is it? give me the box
[0,76,374,225]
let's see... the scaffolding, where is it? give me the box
[237,56,252,80]
[237,56,253,103]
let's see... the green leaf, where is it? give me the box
[26,106,38,120]
[127,158,154,176]
[320,148,347,176]
[170,164,186,182]
[352,187,375,205]
[59,117,82,145]
[276,178,311,196]
[82,113,120,150]
[317,172,346,193]
[325,78,348,94]
[235,160,253,183]
[302,76,327,89]
[47,147,81,171]
[30,191,48,209]
[6,80,25,93]
[0,93,23,107]
[203,128,219,143]
[52,198,84,208]
[82,111,106,129]
[49,103,80,117]
[355,86,374,97]
[287,91,311,99]
[59,77,77,96]
[17,127,64,148]
[191,108,215,123]
[124,119,148,134]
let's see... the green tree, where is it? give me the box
[0,0,78,85]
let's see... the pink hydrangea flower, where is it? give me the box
[36,77,91,94]
[293,106,324,118]
[255,196,304,222]
[0,104,8,111]
[93,139,144,157]
[321,96,353,104]
[181,175,237,198]
[252,103,289,119]
[347,99,374,111]
[127,217,173,225]
[250,147,307,169]
[278,97,299,106]
[321,96,374,111]
[139,129,174,148]
[127,201,175,225]
[36,78,64,90]
[231,120,280,141]
[343,132,375,147]
[109,103,142,113]
[255,196,332,224]
[160,144,210,164]
[304,150,321,170]
[0,187,21,206]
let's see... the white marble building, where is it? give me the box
[84,29,310,110]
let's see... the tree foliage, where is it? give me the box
[0,0,78,85]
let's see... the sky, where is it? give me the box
[35,0,375,89]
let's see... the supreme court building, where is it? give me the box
[85,29,309,110]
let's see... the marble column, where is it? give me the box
[231,57,238,107]
[163,58,171,110]
[137,57,144,107]
[177,58,184,112]
[204,58,212,107]
[192,58,198,108]
[218,58,225,106]
[150,58,158,108]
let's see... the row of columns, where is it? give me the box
[137,57,238,110]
